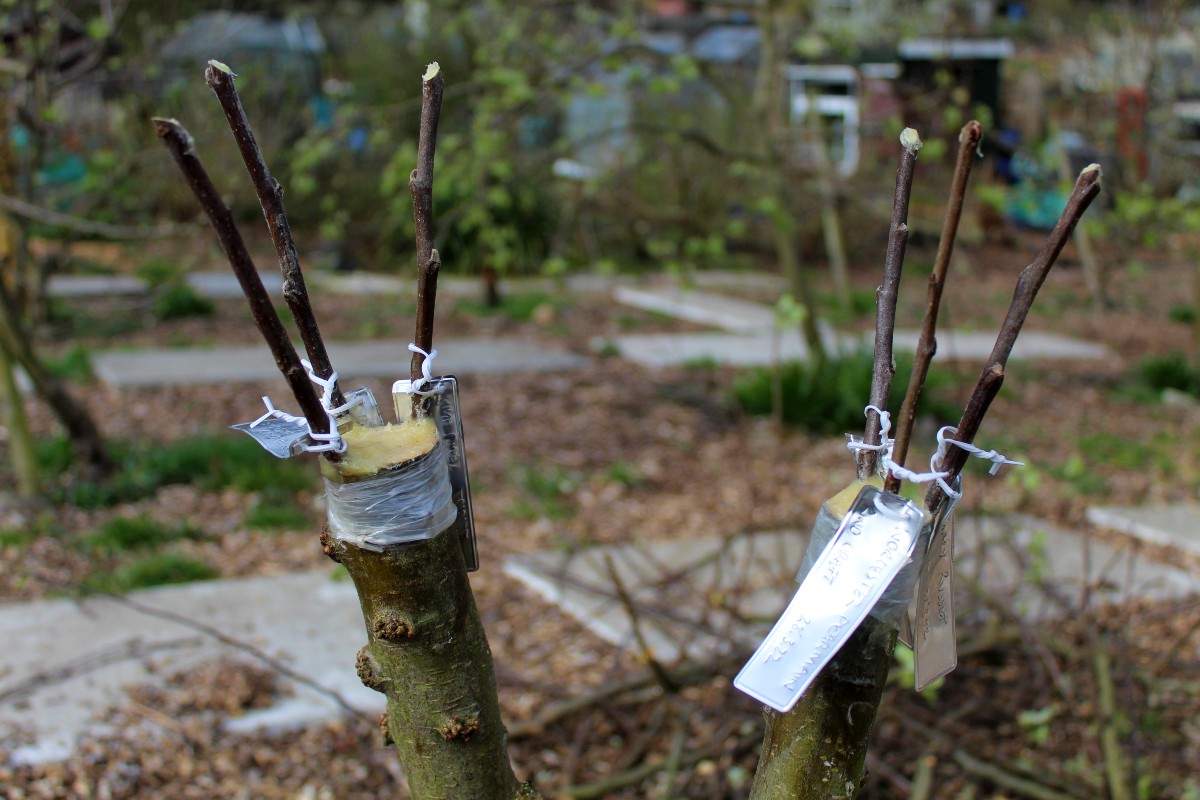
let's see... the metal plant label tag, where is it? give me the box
[734,486,924,712]
[393,376,479,572]
[913,495,960,690]
[231,416,310,458]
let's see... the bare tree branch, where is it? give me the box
[0,193,191,240]
[860,128,922,479]
[886,121,983,493]
[409,64,445,417]
[925,165,1103,507]
[154,117,330,442]
[205,61,344,410]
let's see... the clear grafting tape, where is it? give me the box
[324,435,458,552]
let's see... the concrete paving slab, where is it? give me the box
[0,571,380,766]
[92,337,587,388]
[1086,504,1200,558]
[614,286,778,332]
[185,270,282,298]
[888,328,1111,362]
[506,514,1198,663]
[46,275,147,298]
[611,286,1111,364]
[594,329,847,368]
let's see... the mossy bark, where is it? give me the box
[748,617,896,799]
[327,527,537,799]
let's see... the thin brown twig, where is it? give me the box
[603,552,680,693]
[409,63,445,415]
[153,117,330,441]
[860,128,922,480]
[410,250,441,418]
[205,61,345,410]
[924,165,1102,508]
[886,121,983,493]
[0,193,193,239]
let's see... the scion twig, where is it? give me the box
[860,128,922,480]
[925,165,1103,509]
[205,61,345,410]
[154,117,330,443]
[410,63,445,417]
[885,121,983,494]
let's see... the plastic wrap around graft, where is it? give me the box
[796,478,960,628]
[324,440,457,552]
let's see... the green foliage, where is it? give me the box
[732,350,960,434]
[891,643,942,701]
[1017,705,1058,745]
[41,434,315,509]
[152,283,215,320]
[1050,454,1109,496]
[135,258,184,289]
[88,552,219,593]
[508,462,579,521]
[1135,352,1200,397]
[0,528,36,548]
[244,496,311,531]
[455,292,562,323]
[604,460,644,489]
[81,515,203,555]
[45,345,94,383]
[1078,432,1171,472]
[1169,304,1196,324]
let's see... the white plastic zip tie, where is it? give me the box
[930,425,1024,497]
[404,344,439,397]
[249,362,360,454]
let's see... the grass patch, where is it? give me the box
[732,350,960,434]
[604,460,645,489]
[0,528,36,548]
[81,515,204,555]
[508,462,578,520]
[456,292,564,323]
[88,552,219,592]
[244,498,311,531]
[45,345,94,382]
[41,434,316,510]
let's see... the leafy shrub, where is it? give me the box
[1169,304,1196,324]
[732,350,960,434]
[152,283,215,320]
[1136,352,1199,396]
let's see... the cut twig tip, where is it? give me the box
[1082,162,1102,178]
[207,59,236,77]
[423,61,441,81]
[151,117,194,152]
[900,127,923,154]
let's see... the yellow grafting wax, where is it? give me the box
[330,416,438,479]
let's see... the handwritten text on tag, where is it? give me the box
[734,487,924,712]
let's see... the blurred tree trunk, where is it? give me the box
[752,0,827,366]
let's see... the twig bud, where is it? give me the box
[900,127,923,155]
